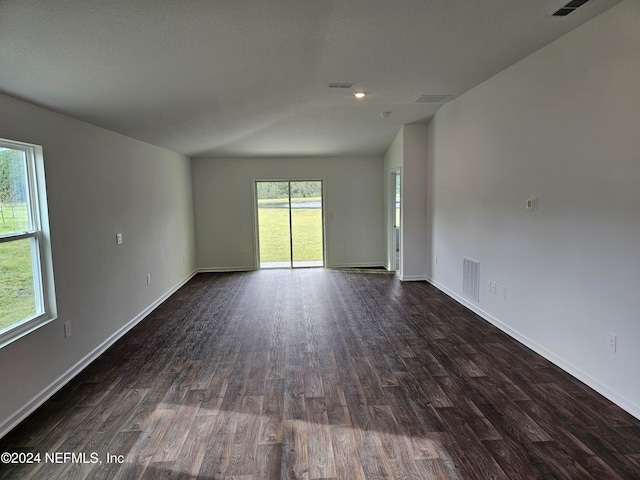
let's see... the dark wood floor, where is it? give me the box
[1,270,639,479]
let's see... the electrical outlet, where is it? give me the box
[491,281,497,294]
[608,333,617,353]
[502,285,507,299]
[64,321,71,338]
[146,274,151,285]
[116,233,123,245]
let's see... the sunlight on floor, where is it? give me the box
[120,404,461,479]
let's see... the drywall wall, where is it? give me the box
[402,125,429,281]
[383,131,403,271]
[426,0,640,417]
[0,93,196,436]
[192,156,385,270]
[383,125,429,280]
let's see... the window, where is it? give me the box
[0,138,55,348]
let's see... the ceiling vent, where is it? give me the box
[328,83,354,89]
[551,0,591,16]
[414,95,451,104]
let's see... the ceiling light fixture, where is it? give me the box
[353,92,366,99]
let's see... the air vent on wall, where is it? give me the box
[551,0,591,16]
[414,95,451,104]
[462,258,480,303]
[328,83,354,89]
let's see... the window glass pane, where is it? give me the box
[0,238,37,331]
[0,147,30,233]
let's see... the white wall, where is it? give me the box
[0,93,196,436]
[192,156,385,270]
[402,125,429,281]
[383,130,403,271]
[427,0,640,418]
[383,125,429,280]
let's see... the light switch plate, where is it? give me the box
[526,197,537,210]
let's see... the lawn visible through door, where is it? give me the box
[256,180,324,269]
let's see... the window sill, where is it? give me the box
[0,313,57,350]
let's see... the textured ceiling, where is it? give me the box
[0,0,622,158]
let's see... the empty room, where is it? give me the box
[1,0,639,478]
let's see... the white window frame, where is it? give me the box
[0,138,56,348]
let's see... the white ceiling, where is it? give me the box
[0,0,622,158]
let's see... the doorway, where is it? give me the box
[256,180,324,269]
[390,171,401,271]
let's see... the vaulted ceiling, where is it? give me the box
[0,0,621,158]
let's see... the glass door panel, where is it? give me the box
[290,181,324,268]
[257,181,291,269]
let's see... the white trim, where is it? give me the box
[197,266,256,273]
[0,139,56,349]
[400,274,427,281]
[426,276,640,421]
[0,270,197,440]
[389,169,401,275]
[326,262,385,269]
[199,264,391,272]
[0,313,55,350]
[0,230,38,243]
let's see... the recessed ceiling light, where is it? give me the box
[353,92,366,99]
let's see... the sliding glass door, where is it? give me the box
[256,180,324,269]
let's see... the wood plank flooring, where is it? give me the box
[1,269,639,479]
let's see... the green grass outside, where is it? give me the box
[291,208,323,263]
[0,203,36,331]
[257,206,323,264]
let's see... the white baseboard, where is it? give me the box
[199,264,390,272]
[327,262,386,269]
[426,277,640,421]
[0,270,197,440]
[400,274,427,281]
[197,266,255,273]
